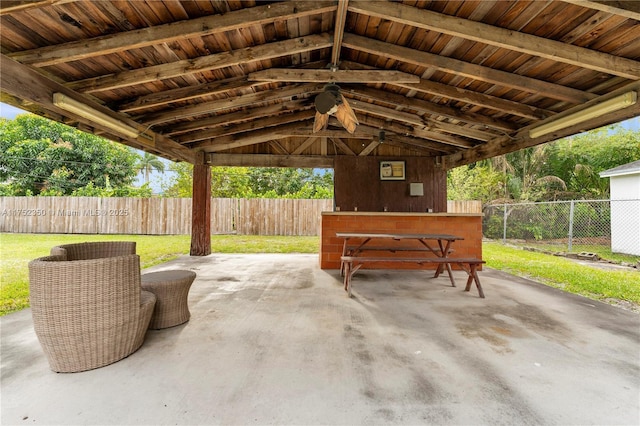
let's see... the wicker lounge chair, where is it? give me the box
[28,253,156,373]
[50,241,136,260]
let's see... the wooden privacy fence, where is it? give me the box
[447,200,482,215]
[0,197,195,235]
[236,198,333,235]
[0,197,332,235]
[0,197,480,235]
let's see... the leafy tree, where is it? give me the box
[486,155,515,202]
[451,124,639,205]
[452,146,566,204]
[248,168,305,196]
[447,165,503,205]
[161,164,254,198]
[542,125,640,198]
[212,167,253,198]
[137,152,165,184]
[247,168,333,198]
[70,181,152,197]
[0,114,141,195]
[162,163,333,199]
[161,162,194,198]
[502,145,566,202]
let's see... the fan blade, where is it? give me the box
[334,95,359,133]
[334,105,357,133]
[313,111,328,133]
[340,95,359,124]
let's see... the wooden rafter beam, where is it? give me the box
[331,138,357,156]
[165,80,480,149]
[349,100,428,128]
[331,0,350,67]
[351,114,413,137]
[338,123,453,154]
[410,128,479,149]
[340,61,552,120]
[161,101,311,136]
[195,121,312,152]
[0,54,194,163]
[207,154,334,169]
[0,0,74,15]
[343,85,515,135]
[118,77,252,113]
[392,80,551,121]
[269,140,290,155]
[279,128,373,139]
[346,99,478,148]
[315,120,458,154]
[67,34,332,94]
[342,33,594,104]
[349,1,640,80]
[195,118,449,156]
[292,137,319,155]
[561,0,640,21]
[137,83,323,126]
[121,61,329,114]
[7,1,336,66]
[443,82,640,168]
[373,136,453,155]
[354,115,473,151]
[359,141,380,156]
[247,69,420,83]
[176,110,315,145]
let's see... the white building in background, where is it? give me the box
[599,160,640,256]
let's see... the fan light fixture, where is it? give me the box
[53,93,139,139]
[529,91,637,139]
[313,84,359,134]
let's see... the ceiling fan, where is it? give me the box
[313,84,359,134]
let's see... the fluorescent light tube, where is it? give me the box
[53,93,139,139]
[529,91,637,139]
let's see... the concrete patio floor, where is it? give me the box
[2,253,639,425]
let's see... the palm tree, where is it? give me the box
[137,152,165,184]
[506,145,566,202]
[481,146,566,203]
[488,154,516,202]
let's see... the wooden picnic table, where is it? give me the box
[336,232,485,298]
[337,232,463,279]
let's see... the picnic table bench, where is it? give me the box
[340,256,485,298]
[336,232,486,298]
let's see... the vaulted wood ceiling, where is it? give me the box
[1,0,639,170]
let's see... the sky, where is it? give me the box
[0,103,24,119]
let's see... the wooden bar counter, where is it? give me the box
[320,212,483,270]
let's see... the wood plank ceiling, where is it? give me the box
[1,0,639,170]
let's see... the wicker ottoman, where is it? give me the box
[141,270,196,329]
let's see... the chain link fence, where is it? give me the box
[483,199,640,257]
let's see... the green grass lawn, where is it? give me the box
[483,241,640,305]
[514,241,639,265]
[1,233,637,316]
[0,233,319,316]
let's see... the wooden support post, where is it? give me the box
[190,152,211,256]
